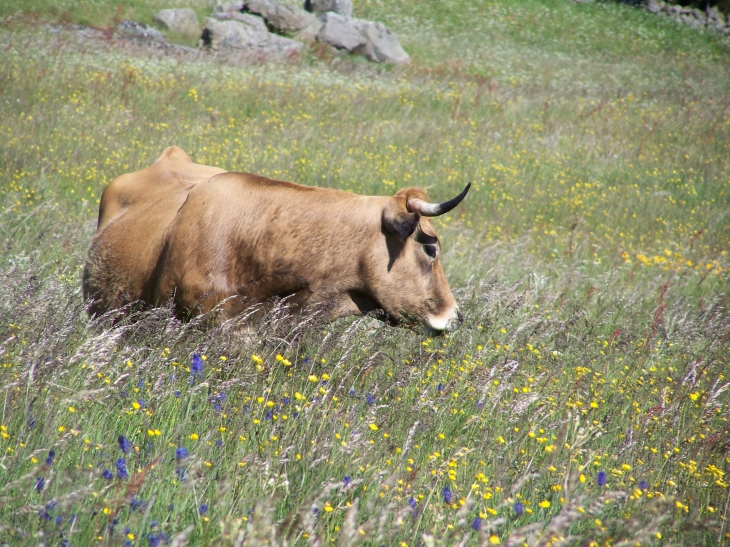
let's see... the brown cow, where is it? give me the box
[82,146,469,333]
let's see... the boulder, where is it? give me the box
[306,0,353,17]
[350,18,409,64]
[317,12,365,51]
[202,16,303,56]
[243,0,319,34]
[153,8,200,36]
[117,20,165,41]
[316,13,409,64]
[202,16,269,49]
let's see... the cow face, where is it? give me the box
[373,185,469,334]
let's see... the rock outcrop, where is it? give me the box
[153,8,200,36]
[306,0,353,18]
[117,20,165,41]
[202,11,303,57]
[316,12,409,64]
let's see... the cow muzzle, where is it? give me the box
[422,308,464,335]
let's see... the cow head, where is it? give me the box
[371,184,470,334]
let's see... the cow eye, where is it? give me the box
[423,244,438,259]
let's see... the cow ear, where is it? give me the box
[382,200,420,242]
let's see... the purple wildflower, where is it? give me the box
[118,435,132,454]
[442,485,453,504]
[102,469,113,480]
[348,389,356,396]
[199,503,208,515]
[190,353,204,379]
[265,410,273,420]
[215,439,223,447]
[408,496,417,510]
[282,397,290,405]
[472,517,482,531]
[35,476,45,492]
[116,457,129,480]
[129,495,146,511]
[639,480,648,490]
[45,449,55,466]
[437,382,444,394]
[147,533,161,547]
[514,501,524,516]
[366,393,375,405]
[175,447,188,460]
[597,470,607,487]
[55,515,63,526]
[343,475,351,486]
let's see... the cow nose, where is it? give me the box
[456,310,464,324]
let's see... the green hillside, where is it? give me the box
[0,1,728,545]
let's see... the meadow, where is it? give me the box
[1,0,729,545]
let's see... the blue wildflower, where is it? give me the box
[265,410,273,420]
[348,389,356,396]
[214,403,222,412]
[282,397,290,405]
[190,353,204,379]
[408,496,417,510]
[116,457,129,480]
[437,382,444,394]
[137,377,145,389]
[102,469,113,480]
[442,485,453,504]
[472,517,482,531]
[639,480,648,490]
[366,393,375,405]
[514,501,524,516]
[118,435,132,454]
[343,475,351,486]
[199,503,208,515]
[312,508,319,516]
[147,533,161,547]
[174,390,181,398]
[215,439,223,447]
[175,447,188,460]
[35,476,45,492]
[597,470,607,487]
[130,495,146,511]
[45,449,55,466]
[304,357,311,364]
[137,399,145,408]
[55,515,63,526]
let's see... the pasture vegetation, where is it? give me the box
[1,0,729,545]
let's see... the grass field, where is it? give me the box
[1,0,729,545]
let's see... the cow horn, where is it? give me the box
[407,183,471,217]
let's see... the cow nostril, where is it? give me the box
[456,310,464,324]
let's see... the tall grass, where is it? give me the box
[1,0,729,545]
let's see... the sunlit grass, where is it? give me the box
[0,0,729,545]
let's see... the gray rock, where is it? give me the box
[267,32,305,55]
[316,13,409,64]
[153,8,200,36]
[317,12,365,51]
[202,16,303,57]
[243,0,319,33]
[307,0,353,17]
[350,18,409,64]
[202,16,269,49]
[646,0,664,15]
[117,20,165,41]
